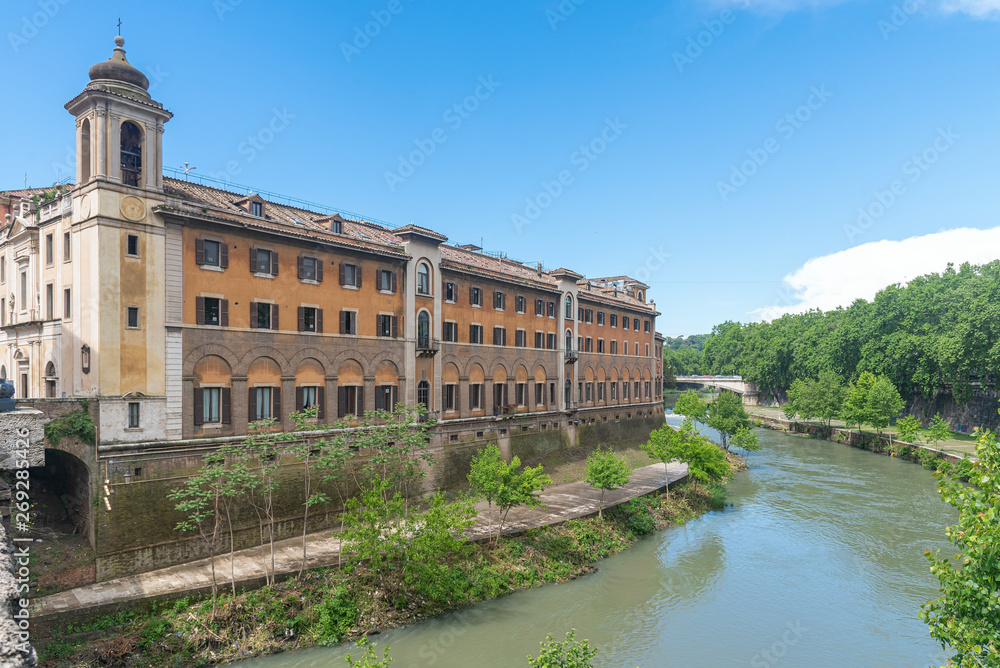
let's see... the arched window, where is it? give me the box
[120,121,143,187]
[565,329,573,352]
[637,290,644,302]
[416,262,431,295]
[417,311,431,349]
[417,380,430,409]
[45,362,56,377]
[1,365,6,380]
[80,118,91,183]
[564,379,571,404]
[565,295,573,319]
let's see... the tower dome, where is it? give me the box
[87,36,150,96]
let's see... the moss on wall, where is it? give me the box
[509,428,570,462]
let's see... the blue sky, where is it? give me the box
[2,0,999,336]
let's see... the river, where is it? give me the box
[235,416,957,667]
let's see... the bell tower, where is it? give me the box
[65,36,172,191]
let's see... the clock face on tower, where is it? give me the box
[120,196,145,222]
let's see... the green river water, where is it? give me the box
[235,416,957,667]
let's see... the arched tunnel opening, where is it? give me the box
[27,449,92,543]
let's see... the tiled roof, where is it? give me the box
[0,187,60,200]
[440,245,559,291]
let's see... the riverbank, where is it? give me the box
[34,463,739,667]
[750,411,976,477]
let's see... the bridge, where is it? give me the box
[674,376,759,405]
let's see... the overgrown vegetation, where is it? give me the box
[43,401,95,446]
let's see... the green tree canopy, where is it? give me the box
[584,447,632,518]
[468,444,552,541]
[707,391,750,450]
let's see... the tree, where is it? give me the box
[349,403,436,507]
[732,426,761,464]
[895,414,922,445]
[927,413,952,447]
[584,447,631,518]
[232,417,287,584]
[468,444,551,541]
[812,370,848,428]
[781,403,798,421]
[707,390,750,450]
[663,364,677,391]
[284,406,327,575]
[527,629,596,668]
[641,424,686,496]
[344,636,393,667]
[168,454,226,616]
[866,375,906,443]
[674,390,707,424]
[842,371,877,434]
[674,424,731,486]
[920,417,1000,666]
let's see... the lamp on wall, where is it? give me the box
[81,344,90,374]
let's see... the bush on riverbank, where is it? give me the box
[35,481,727,668]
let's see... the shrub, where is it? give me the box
[706,483,728,510]
[316,589,359,644]
[44,401,96,446]
[617,497,656,536]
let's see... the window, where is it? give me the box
[578,307,584,321]
[299,306,323,333]
[547,300,555,318]
[45,284,53,320]
[375,385,397,412]
[624,341,629,355]
[549,382,556,404]
[645,381,651,398]
[535,383,544,406]
[417,380,430,409]
[298,256,322,282]
[534,331,544,349]
[377,314,397,338]
[565,330,573,351]
[535,298,544,316]
[126,306,140,329]
[445,281,456,302]
[196,297,228,326]
[565,295,573,319]
[635,381,641,399]
[492,326,507,346]
[623,382,630,400]
[623,316,630,330]
[598,382,605,401]
[585,309,593,324]
[443,321,458,342]
[493,290,505,311]
[63,287,71,318]
[578,336,583,351]
[598,339,605,354]
[634,319,640,332]
[338,385,363,417]
[644,319,651,333]
[64,232,71,261]
[610,313,617,328]
[470,383,483,410]
[377,268,396,292]
[515,330,526,347]
[339,310,357,335]
[417,312,431,349]
[646,343,650,356]
[45,234,54,265]
[597,311,605,326]
[251,302,277,330]
[516,295,526,313]
[0,256,5,283]
[196,239,228,268]
[515,383,526,406]
[586,382,593,402]
[610,340,618,355]
[249,387,277,421]
[120,121,143,186]
[194,387,231,425]
[470,324,483,344]
[564,380,571,404]
[2,299,6,326]
[298,386,321,416]
[444,384,457,411]
[611,382,618,400]
[635,343,640,356]
[252,248,277,275]
[127,402,140,429]
[470,286,482,307]
[251,201,263,217]
[19,271,26,308]
[126,234,139,257]
[585,337,593,352]
[547,333,556,350]
[340,263,361,287]
[417,262,431,295]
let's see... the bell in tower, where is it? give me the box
[65,36,172,191]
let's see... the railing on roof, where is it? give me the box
[162,167,399,229]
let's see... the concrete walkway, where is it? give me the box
[34,461,688,620]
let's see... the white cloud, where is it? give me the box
[752,227,1000,321]
[940,0,1000,18]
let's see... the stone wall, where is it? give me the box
[907,389,1000,434]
